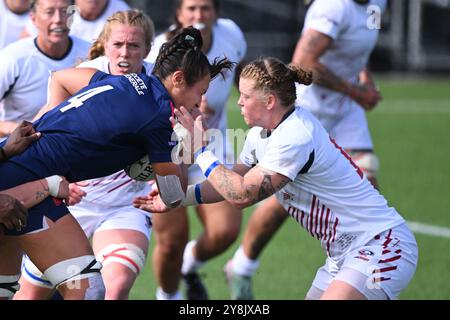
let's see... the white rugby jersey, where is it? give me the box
[0,0,30,50]
[296,0,386,119]
[0,36,89,124]
[74,56,154,207]
[146,18,247,133]
[25,0,130,43]
[240,107,404,260]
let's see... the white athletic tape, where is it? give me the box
[45,175,63,197]
[96,243,146,274]
[22,255,53,289]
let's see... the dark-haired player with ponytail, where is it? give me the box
[0,26,233,300]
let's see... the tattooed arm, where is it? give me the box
[0,177,70,209]
[291,28,380,110]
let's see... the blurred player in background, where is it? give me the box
[0,0,31,50]
[0,0,89,140]
[146,0,246,300]
[15,9,155,300]
[225,0,386,299]
[23,0,130,43]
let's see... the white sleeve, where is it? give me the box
[303,0,346,40]
[258,131,314,181]
[239,128,260,167]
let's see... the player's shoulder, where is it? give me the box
[77,56,108,71]
[276,107,317,143]
[307,0,347,18]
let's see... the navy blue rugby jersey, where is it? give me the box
[5,71,176,183]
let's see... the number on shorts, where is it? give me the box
[60,85,114,112]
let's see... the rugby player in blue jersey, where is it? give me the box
[0,26,233,300]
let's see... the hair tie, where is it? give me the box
[185,35,195,42]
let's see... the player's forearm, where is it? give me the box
[0,121,19,137]
[202,165,257,209]
[310,61,356,96]
[1,180,50,209]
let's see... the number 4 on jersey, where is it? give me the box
[60,85,114,112]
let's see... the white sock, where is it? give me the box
[181,240,204,275]
[231,245,260,277]
[156,287,183,300]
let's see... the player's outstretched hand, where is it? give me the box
[3,120,41,158]
[133,184,170,213]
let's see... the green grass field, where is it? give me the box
[130,76,450,300]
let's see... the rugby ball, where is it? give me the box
[124,155,154,181]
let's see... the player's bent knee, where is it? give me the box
[0,274,21,299]
[44,255,105,300]
[97,243,146,274]
[349,151,379,178]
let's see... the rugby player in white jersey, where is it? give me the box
[0,0,31,50]
[135,57,418,300]
[145,0,247,300]
[0,0,89,140]
[15,9,155,300]
[23,0,130,43]
[225,0,388,299]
